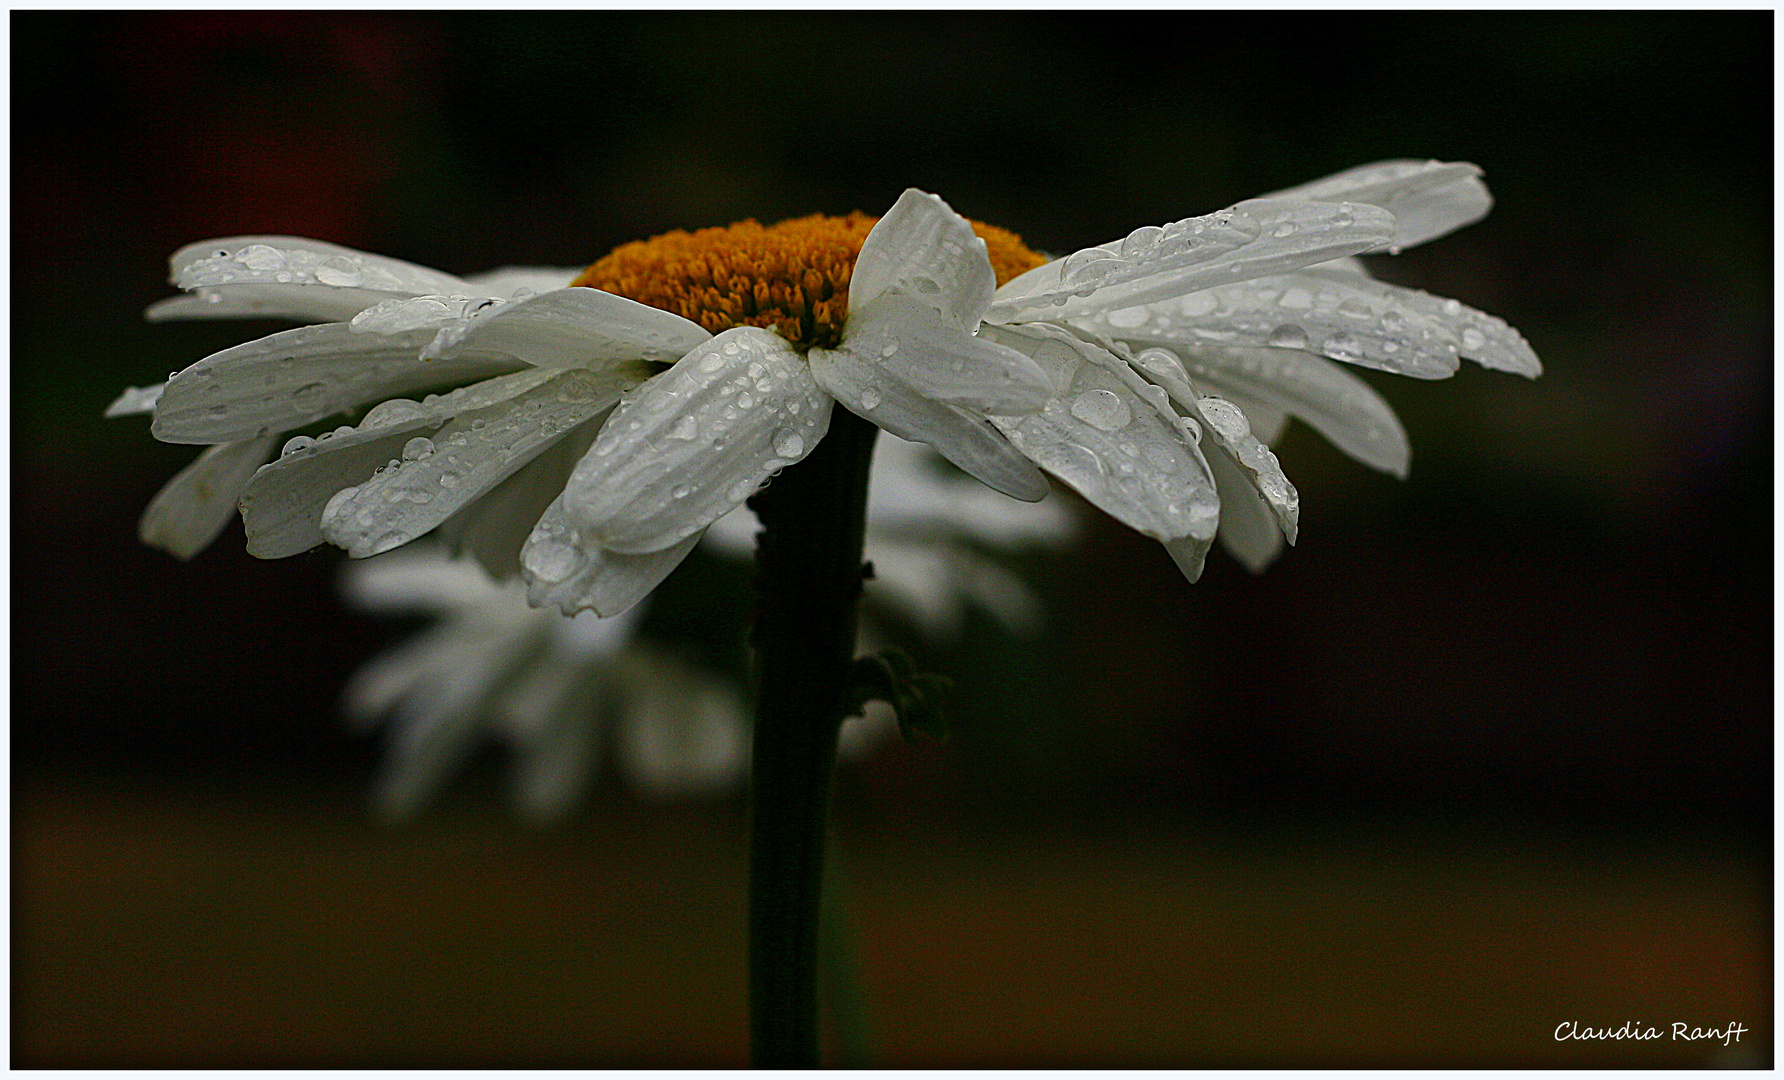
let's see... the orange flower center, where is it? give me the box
[572,211,1047,351]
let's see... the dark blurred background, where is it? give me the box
[13,11,1770,1068]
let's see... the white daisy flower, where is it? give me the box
[118,159,1535,607]
[344,436,1069,822]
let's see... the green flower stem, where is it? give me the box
[746,406,879,1068]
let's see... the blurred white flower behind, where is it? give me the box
[345,435,1072,822]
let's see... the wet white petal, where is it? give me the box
[148,284,400,324]
[105,383,164,417]
[522,495,703,616]
[839,297,1053,414]
[1172,343,1411,477]
[809,344,1049,502]
[138,436,277,560]
[240,369,565,558]
[987,200,1396,323]
[435,421,599,580]
[171,236,470,296]
[349,294,504,335]
[1206,446,1285,573]
[153,323,524,445]
[1371,286,1542,377]
[560,327,831,554]
[1195,396,1298,544]
[421,286,712,367]
[321,368,635,558]
[985,327,1219,546]
[1263,159,1491,250]
[850,189,997,331]
[1163,533,1212,584]
[1074,268,1467,380]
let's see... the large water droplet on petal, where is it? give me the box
[1267,325,1308,350]
[858,385,882,410]
[1069,389,1133,432]
[280,435,315,457]
[773,429,805,458]
[670,416,700,440]
[402,436,434,461]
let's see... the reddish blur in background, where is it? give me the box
[13,12,1769,1068]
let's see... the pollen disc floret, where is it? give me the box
[573,212,1047,350]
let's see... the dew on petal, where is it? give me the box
[773,429,805,458]
[670,416,700,440]
[859,386,883,410]
[1267,325,1309,350]
[1106,305,1151,329]
[402,436,435,461]
[280,435,315,457]
[1069,389,1133,432]
[1461,327,1487,351]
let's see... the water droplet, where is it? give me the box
[670,416,700,440]
[671,484,692,499]
[236,244,287,271]
[510,287,535,302]
[1120,225,1165,256]
[727,478,755,502]
[1070,389,1133,432]
[525,537,583,584]
[859,386,882,410]
[1272,222,1299,238]
[699,354,726,373]
[402,436,434,461]
[361,398,428,428]
[1133,347,1188,384]
[439,473,460,490]
[914,277,940,295]
[1461,327,1486,351]
[1322,332,1364,361]
[1442,298,1463,316]
[737,392,755,410]
[1266,325,1308,350]
[1106,305,1150,329]
[773,429,805,457]
[1380,311,1406,333]
[880,340,899,358]
[280,435,315,457]
[314,257,362,287]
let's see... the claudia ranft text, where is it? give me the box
[1554,1021,1748,1047]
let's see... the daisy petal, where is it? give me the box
[1263,159,1491,250]
[1206,446,1286,573]
[240,369,564,558]
[436,422,599,580]
[321,368,632,558]
[987,200,1396,323]
[148,284,403,324]
[153,324,525,444]
[522,495,703,616]
[1175,343,1411,477]
[841,297,1053,414]
[1357,283,1542,378]
[850,189,997,331]
[560,327,832,554]
[1074,269,1467,380]
[1195,396,1298,544]
[459,266,584,299]
[138,436,278,559]
[1163,533,1213,584]
[105,383,164,417]
[171,236,470,296]
[985,329,1219,547]
[809,345,1049,502]
[421,286,712,367]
